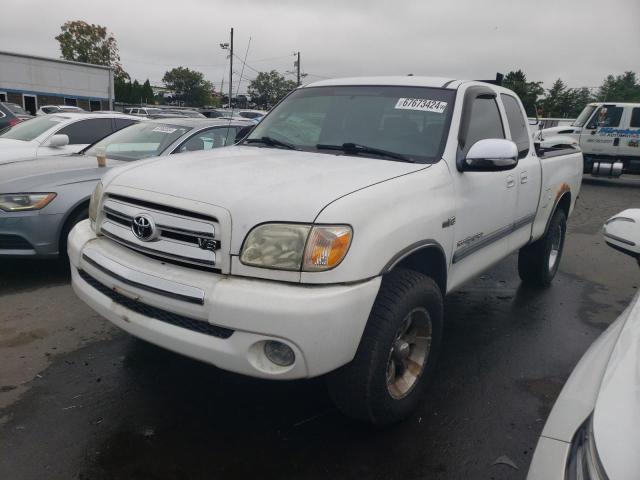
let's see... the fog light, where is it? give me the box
[264,341,295,367]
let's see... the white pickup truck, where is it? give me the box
[69,76,583,425]
[541,102,640,177]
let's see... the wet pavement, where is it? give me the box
[1,177,640,480]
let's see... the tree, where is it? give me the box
[141,80,154,105]
[55,20,128,80]
[597,71,640,102]
[248,71,297,109]
[162,67,213,107]
[502,70,544,116]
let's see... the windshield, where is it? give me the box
[572,105,597,127]
[84,122,190,160]
[246,85,454,163]
[0,115,67,141]
[4,103,28,115]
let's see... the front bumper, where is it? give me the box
[69,220,381,379]
[0,211,64,257]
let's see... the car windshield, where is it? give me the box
[4,103,28,115]
[0,115,68,141]
[245,85,455,163]
[572,105,597,127]
[84,122,190,160]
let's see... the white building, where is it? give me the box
[0,50,114,114]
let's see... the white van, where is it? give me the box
[541,102,640,177]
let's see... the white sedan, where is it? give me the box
[528,208,640,480]
[0,112,139,165]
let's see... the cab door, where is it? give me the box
[580,104,624,158]
[447,86,518,291]
[500,93,541,249]
[618,106,640,162]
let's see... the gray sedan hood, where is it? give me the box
[0,154,125,192]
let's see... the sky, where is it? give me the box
[1,0,638,95]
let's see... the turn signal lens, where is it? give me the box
[88,182,103,225]
[303,225,352,271]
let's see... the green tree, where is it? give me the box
[502,70,544,116]
[248,70,297,109]
[162,67,213,107]
[597,71,640,102]
[141,80,154,105]
[55,20,128,80]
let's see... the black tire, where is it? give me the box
[58,205,89,263]
[518,208,567,287]
[326,268,443,426]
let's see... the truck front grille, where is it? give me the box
[78,269,234,339]
[99,194,221,269]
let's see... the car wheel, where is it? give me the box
[326,268,443,426]
[518,208,567,287]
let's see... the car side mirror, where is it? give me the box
[49,134,69,147]
[603,209,640,260]
[460,139,518,172]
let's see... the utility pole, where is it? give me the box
[229,28,234,109]
[296,51,301,86]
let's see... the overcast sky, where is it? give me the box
[1,0,638,94]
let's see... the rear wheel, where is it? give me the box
[326,268,443,425]
[518,208,567,287]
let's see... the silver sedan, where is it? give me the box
[0,117,254,258]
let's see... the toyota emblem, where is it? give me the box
[131,214,156,241]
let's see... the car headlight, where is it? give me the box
[240,223,352,272]
[565,414,608,480]
[0,193,56,212]
[88,182,103,225]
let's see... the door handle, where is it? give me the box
[506,174,516,188]
[520,171,528,184]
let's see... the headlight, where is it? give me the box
[565,414,608,480]
[0,193,56,212]
[88,182,103,224]
[240,223,352,272]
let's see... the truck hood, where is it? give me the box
[592,291,640,479]
[541,125,581,136]
[0,154,125,192]
[0,138,38,165]
[107,145,428,252]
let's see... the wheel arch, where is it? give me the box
[544,191,571,237]
[57,197,90,251]
[381,241,448,295]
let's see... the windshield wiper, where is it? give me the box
[316,143,414,163]
[245,136,297,150]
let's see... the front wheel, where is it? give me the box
[518,208,567,287]
[326,268,443,426]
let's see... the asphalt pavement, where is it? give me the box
[1,176,640,480]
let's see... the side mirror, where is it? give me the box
[49,134,69,147]
[460,139,518,172]
[603,209,640,259]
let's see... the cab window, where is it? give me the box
[586,106,623,129]
[461,95,504,154]
[501,94,530,158]
[630,108,640,128]
[175,127,238,153]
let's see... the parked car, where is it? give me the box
[0,112,139,165]
[68,76,583,425]
[0,118,252,259]
[162,109,206,118]
[528,208,640,480]
[540,102,640,177]
[124,107,162,116]
[0,102,32,130]
[36,105,86,115]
